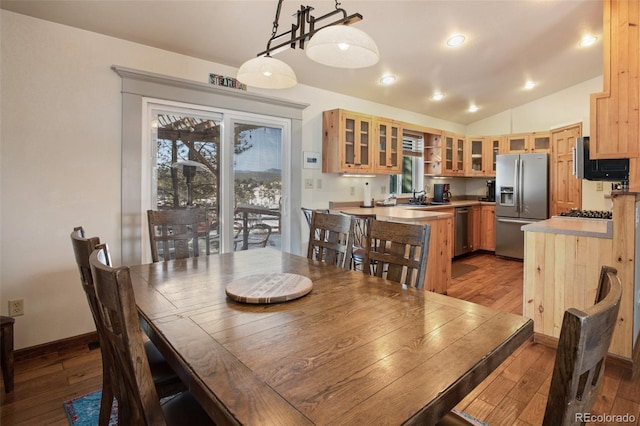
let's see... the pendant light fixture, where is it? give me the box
[237,0,379,89]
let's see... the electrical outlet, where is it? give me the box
[350,186,355,196]
[596,181,603,191]
[380,185,386,194]
[304,178,313,189]
[8,299,24,316]
[317,179,322,189]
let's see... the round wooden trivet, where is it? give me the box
[225,273,313,304]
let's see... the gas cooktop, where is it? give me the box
[557,209,612,219]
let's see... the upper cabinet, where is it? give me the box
[590,0,640,160]
[322,109,374,174]
[464,136,503,177]
[374,119,402,174]
[442,133,466,176]
[505,132,550,154]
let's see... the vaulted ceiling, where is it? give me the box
[1,0,603,124]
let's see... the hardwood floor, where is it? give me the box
[1,253,638,425]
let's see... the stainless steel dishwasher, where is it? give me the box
[455,207,472,257]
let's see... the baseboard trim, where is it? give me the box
[534,332,634,371]
[14,332,99,362]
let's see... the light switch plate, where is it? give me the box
[304,179,313,189]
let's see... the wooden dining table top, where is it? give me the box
[129,248,533,425]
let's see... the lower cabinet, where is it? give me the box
[479,205,496,251]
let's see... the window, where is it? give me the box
[390,133,424,195]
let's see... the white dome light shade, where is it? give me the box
[306,25,379,68]
[237,56,297,89]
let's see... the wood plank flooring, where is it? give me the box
[1,253,638,425]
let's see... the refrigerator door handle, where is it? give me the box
[519,158,524,213]
[514,159,520,213]
[497,218,538,225]
[571,146,577,176]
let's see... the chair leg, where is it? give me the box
[0,317,15,393]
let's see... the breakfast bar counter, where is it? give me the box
[521,216,613,239]
[337,206,453,294]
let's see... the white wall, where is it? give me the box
[0,11,465,349]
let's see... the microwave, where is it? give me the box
[573,137,629,182]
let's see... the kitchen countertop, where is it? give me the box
[338,206,453,222]
[521,217,613,239]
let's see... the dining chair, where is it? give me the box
[439,265,623,426]
[301,207,329,228]
[71,227,185,425]
[362,220,430,289]
[340,212,376,271]
[89,244,214,426]
[147,208,210,262]
[306,211,354,269]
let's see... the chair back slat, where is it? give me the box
[307,212,354,269]
[90,244,167,426]
[147,209,210,262]
[363,220,430,289]
[542,266,622,425]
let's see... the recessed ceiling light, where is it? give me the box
[524,81,536,90]
[579,35,598,47]
[430,92,445,101]
[379,74,396,85]
[468,105,479,113]
[447,34,466,47]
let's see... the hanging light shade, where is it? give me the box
[237,55,297,89]
[305,25,379,68]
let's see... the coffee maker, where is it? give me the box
[481,180,496,202]
[433,183,451,204]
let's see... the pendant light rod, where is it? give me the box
[256,0,362,58]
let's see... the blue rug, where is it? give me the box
[63,390,117,426]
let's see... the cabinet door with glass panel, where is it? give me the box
[322,109,373,173]
[505,132,550,154]
[465,137,487,176]
[485,136,504,176]
[442,133,466,176]
[374,119,402,174]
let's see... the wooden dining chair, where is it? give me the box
[439,265,623,426]
[71,228,185,425]
[147,208,210,262]
[306,211,354,269]
[89,244,214,426]
[542,265,622,425]
[362,220,430,289]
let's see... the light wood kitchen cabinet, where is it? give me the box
[486,136,504,176]
[465,136,502,176]
[480,205,496,251]
[505,132,550,154]
[424,133,442,176]
[465,137,487,176]
[374,118,402,174]
[322,109,374,174]
[442,133,466,176]
[590,0,640,161]
[471,205,481,250]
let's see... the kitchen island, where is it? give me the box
[335,205,453,294]
[522,192,639,366]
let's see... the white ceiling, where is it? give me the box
[1,0,604,124]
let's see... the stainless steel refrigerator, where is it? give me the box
[495,153,548,260]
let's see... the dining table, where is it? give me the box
[129,247,533,425]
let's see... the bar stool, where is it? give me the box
[0,315,15,392]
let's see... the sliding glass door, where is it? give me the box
[146,101,290,260]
